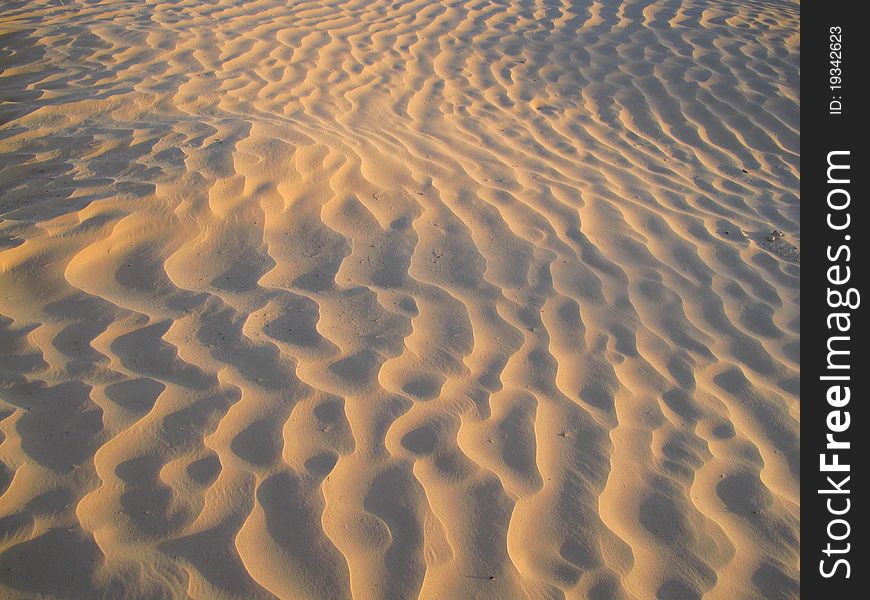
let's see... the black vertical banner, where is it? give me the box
[804,4,867,597]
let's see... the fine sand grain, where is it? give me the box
[0,0,799,598]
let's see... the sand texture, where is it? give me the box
[0,0,799,598]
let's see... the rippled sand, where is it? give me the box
[0,1,799,598]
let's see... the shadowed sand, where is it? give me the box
[0,0,798,598]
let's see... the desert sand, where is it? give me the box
[0,0,799,598]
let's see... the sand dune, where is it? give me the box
[0,0,799,598]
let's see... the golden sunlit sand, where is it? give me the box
[0,0,799,598]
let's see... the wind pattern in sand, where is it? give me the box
[1,0,799,598]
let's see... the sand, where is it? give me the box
[0,0,799,598]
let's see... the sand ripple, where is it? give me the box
[1,0,798,598]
